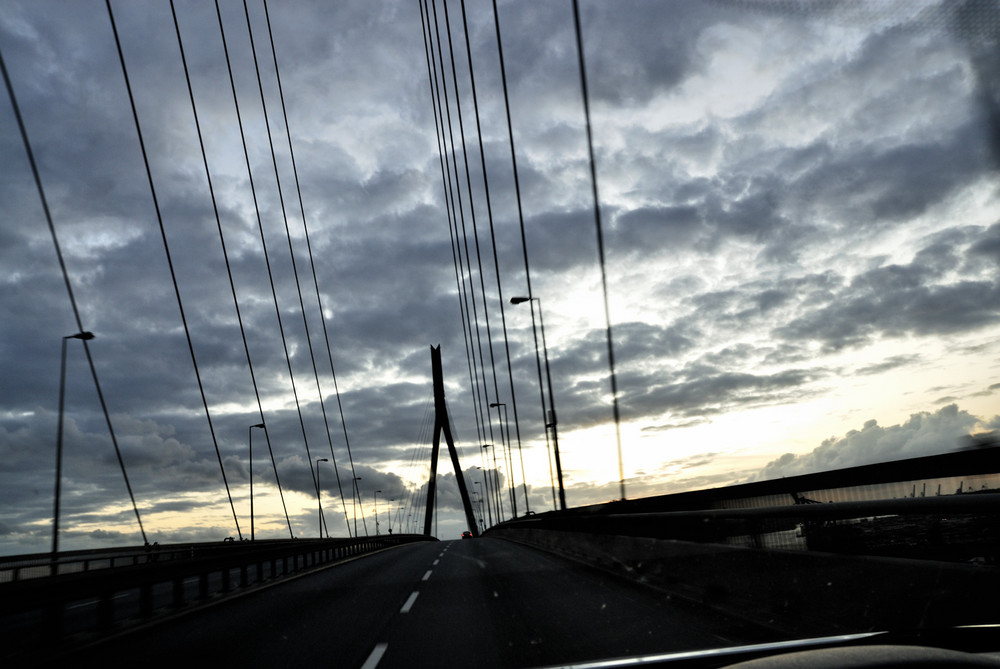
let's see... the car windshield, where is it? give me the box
[1,1,998,667]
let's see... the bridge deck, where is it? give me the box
[40,538,776,669]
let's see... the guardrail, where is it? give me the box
[494,492,1000,558]
[1,543,215,584]
[0,533,434,655]
[487,491,1000,640]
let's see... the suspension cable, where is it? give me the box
[243,0,353,536]
[460,0,533,516]
[572,0,626,501]
[237,0,331,537]
[109,0,243,539]
[213,0,293,538]
[491,0,558,510]
[259,0,362,538]
[442,0,528,516]
[0,39,148,546]
[429,0,506,518]
[175,0,296,538]
[419,0,491,504]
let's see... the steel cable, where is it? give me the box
[0,38,148,547]
[212,0,294,539]
[259,0,360,537]
[108,0,243,539]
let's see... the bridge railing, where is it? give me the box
[1,543,212,583]
[0,536,417,584]
[486,448,1000,641]
[1,534,434,654]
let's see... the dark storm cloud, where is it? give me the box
[855,355,922,377]
[775,260,1000,351]
[548,325,826,430]
[612,204,705,251]
[410,465,510,516]
[597,115,990,267]
[968,221,1000,262]
[622,367,824,421]
[642,417,711,433]
[550,321,699,383]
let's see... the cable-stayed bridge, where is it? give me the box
[3,447,999,667]
[3,1,1000,666]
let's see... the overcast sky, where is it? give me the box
[1,0,998,555]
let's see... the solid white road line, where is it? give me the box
[400,590,419,613]
[359,642,388,669]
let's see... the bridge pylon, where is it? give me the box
[424,345,480,538]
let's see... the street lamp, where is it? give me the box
[316,458,328,538]
[473,481,487,531]
[510,296,566,510]
[491,401,530,516]
[484,444,504,521]
[489,403,515,517]
[475,467,493,526]
[352,477,362,537]
[54,331,95,561]
[249,423,266,541]
[374,490,382,535]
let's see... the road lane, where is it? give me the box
[55,537,776,668]
[378,537,772,668]
[58,540,445,668]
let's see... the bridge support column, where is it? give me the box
[423,345,480,538]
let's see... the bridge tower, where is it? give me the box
[424,345,480,537]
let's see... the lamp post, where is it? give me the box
[316,458,328,538]
[510,296,565,510]
[478,444,493,523]
[491,401,530,516]
[352,477,362,537]
[473,481,487,531]
[490,403,515,517]
[249,423,266,541]
[54,331,95,561]
[484,444,504,521]
[374,490,382,535]
[475,467,493,526]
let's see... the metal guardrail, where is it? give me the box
[0,534,434,653]
[1,544,210,584]
[492,448,1000,562]
[494,492,1000,560]
[488,489,1000,640]
[553,446,1000,515]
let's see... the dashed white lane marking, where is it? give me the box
[400,590,419,613]
[432,559,440,566]
[359,642,388,669]
[422,570,432,581]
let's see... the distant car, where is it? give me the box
[461,531,473,540]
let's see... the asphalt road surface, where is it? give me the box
[54,537,775,668]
